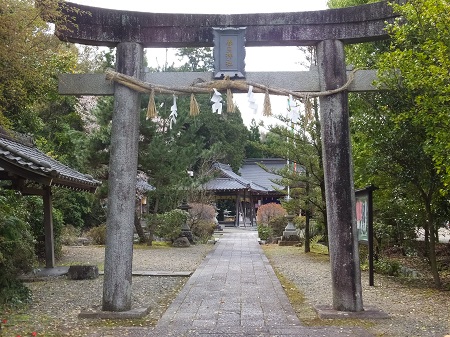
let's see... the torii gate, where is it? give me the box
[54,1,399,313]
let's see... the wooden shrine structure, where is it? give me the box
[0,128,100,268]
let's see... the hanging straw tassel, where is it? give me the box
[226,88,235,113]
[304,95,313,122]
[146,89,157,119]
[189,93,200,116]
[263,89,272,116]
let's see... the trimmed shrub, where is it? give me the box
[190,220,216,243]
[268,215,288,238]
[86,224,107,245]
[256,203,287,225]
[374,258,401,276]
[60,225,81,246]
[151,209,189,242]
[257,225,273,241]
[188,203,216,242]
[188,203,216,223]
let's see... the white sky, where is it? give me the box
[71,0,329,128]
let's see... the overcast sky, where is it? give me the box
[71,0,329,127]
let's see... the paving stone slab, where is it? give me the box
[153,229,376,337]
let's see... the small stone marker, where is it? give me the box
[68,265,99,280]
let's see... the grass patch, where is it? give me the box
[134,241,171,249]
[272,268,317,323]
[310,243,329,255]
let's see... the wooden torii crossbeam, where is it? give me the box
[53,1,399,313]
[58,69,379,96]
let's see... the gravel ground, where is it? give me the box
[3,235,450,336]
[263,244,450,337]
[3,244,214,337]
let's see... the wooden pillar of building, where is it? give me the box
[43,186,55,268]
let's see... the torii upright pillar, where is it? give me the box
[317,39,363,312]
[102,42,143,312]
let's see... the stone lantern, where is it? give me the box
[178,200,194,244]
[279,214,301,246]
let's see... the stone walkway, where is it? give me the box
[149,229,373,336]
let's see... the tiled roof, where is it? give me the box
[203,177,249,191]
[204,161,285,194]
[0,131,101,192]
[212,163,268,193]
[239,158,286,192]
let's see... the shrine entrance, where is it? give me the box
[53,1,398,313]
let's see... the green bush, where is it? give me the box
[257,225,273,241]
[268,215,288,238]
[0,193,35,306]
[53,189,95,229]
[190,219,215,243]
[151,209,189,242]
[0,190,36,306]
[86,224,107,245]
[374,258,401,276]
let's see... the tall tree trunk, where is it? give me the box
[425,202,441,288]
[304,171,311,253]
[134,212,146,244]
[424,225,430,257]
[304,211,311,253]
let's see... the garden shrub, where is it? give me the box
[190,219,216,243]
[256,203,287,225]
[60,225,81,246]
[53,189,94,229]
[374,258,401,276]
[268,215,288,238]
[151,209,188,242]
[86,224,107,245]
[188,203,216,242]
[0,193,35,306]
[188,203,216,223]
[257,225,273,241]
